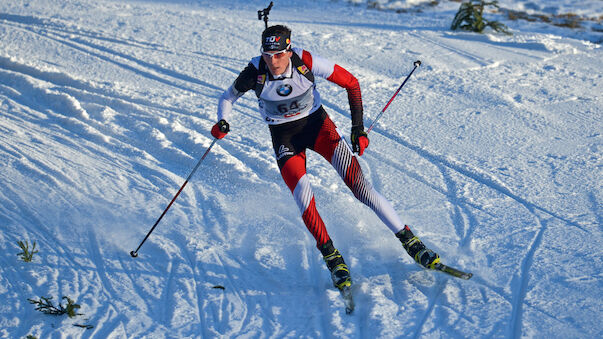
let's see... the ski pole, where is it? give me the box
[130,138,218,258]
[366,60,421,134]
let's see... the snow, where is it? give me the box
[0,0,601,338]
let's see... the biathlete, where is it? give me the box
[211,25,439,291]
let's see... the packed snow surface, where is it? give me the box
[0,0,601,338]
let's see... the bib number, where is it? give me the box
[278,100,304,117]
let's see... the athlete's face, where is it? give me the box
[262,50,292,76]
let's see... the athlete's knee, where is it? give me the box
[279,153,307,192]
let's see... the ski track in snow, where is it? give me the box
[1,0,602,338]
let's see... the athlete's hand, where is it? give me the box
[350,125,369,156]
[211,119,230,139]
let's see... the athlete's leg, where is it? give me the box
[278,150,331,248]
[312,115,405,234]
[270,111,335,248]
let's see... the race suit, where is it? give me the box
[217,47,404,247]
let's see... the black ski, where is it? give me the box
[433,263,473,280]
[339,285,354,314]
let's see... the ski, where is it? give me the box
[432,263,473,280]
[339,285,355,314]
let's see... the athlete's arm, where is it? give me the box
[217,62,258,122]
[298,48,364,128]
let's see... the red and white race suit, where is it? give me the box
[217,47,405,247]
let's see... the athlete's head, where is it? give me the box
[261,25,291,52]
[261,25,293,76]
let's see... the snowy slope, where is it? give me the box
[0,0,601,338]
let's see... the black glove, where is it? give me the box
[350,125,369,156]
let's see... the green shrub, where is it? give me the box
[28,296,82,318]
[451,0,511,34]
[17,240,38,262]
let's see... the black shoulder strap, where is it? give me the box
[291,52,314,83]
[254,58,268,97]
[253,52,314,98]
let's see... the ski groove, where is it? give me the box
[0,15,225,93]
[509,213,548,338]
[412,279,447,339]
[372,127,589,233]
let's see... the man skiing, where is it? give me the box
[211,25,440,296]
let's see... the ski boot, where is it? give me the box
[396,225,440,269]
[320,240,352,290]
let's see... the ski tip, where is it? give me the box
[130,250,138,258]
[340,286,355,315]
[433,263,473,280]
[455,269,473,280]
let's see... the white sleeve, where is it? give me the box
[308,53,335,79]
[217,85,244,122]
[292,47,335,80]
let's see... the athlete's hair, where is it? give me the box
[262,25,291,39]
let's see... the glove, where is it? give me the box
[350,125,369,156]
[211,119,230,139]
